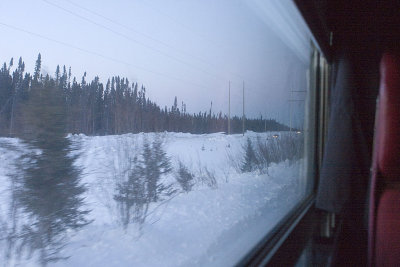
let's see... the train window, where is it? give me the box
[0,0,321,266]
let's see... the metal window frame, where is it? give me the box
[237,44,330,266]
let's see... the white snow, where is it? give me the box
[0,131,307,266]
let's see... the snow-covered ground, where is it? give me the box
[0,131,307,267]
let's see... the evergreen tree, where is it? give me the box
[241,138,259,172]
[15,79,90,265]
[0,55,290,137]
[33,53,41,83]
[149,136,173,201]
[9,57,26,136]
[114,156,147,227]
[55,65,60,85]
[114,136,174,227]
[0,61,13,134]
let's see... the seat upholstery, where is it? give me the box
[376,189,400,266]
[376,53,400,182]
[369,52,400,266]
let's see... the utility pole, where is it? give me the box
[288,89,307,134]
[289,89,293,133]
[264,114,267,132]
[228,81,231,135]
[242,81,245,136]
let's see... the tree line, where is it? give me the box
[0,54,289,136]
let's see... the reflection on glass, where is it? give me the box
[0,0,314,266]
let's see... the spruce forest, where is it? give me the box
[0,54,288,137]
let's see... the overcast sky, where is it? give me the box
[0,0,311,125]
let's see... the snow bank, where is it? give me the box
[0,131,307,266]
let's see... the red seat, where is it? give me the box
[375,189,400,266]
[369,52,400,266]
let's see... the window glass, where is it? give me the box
[0,0,315,266]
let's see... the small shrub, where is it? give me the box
[197,166,217,189]
[241,138,259,172]
[239,133,304,174]
[175,161,195,193]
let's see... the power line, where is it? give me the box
[138,0,273,91]
[42,0,223,82]
[58,0,269,92]
[61,0,217,69]
[0,21,212,91]
[0,23,272,118]
[139,0,224,52]
[1,2,290,118]
[52,0,281,99]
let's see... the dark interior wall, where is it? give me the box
[325,0,381,213]
[296,1,400,265]
[296,0,380,214]
[329,0,400,51]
